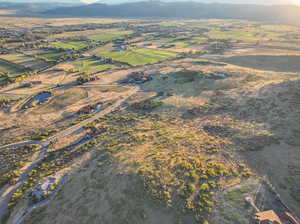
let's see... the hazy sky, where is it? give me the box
[3,0,300,5]
[79,0,299,4]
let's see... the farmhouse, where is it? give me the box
[32,177,57,201]
[78,104,102,114]
[120,71,153,84]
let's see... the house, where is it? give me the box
[80,105,95,114]
[32,177,57,201]
[79,103,102,114]
[120,72,153,84]
[255,210,283,224]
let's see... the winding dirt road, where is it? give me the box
[0,86,138,222]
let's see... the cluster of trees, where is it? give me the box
[132,99,163,111]
[76,73,97,84]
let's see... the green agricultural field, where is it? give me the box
[208,28,282,41]
[47,29,133,41]
[88,44,114,56]
[37,51,67,62]
[172,41,190,47]
[0,54,49,70]
[0,54,30,64]
[191,38,208,45]
[73,58,118,73]
[52,41,88,51]
[87,30,133,42]
[100,48,178,66]
[164,41,191,48]
[0,60,25,75]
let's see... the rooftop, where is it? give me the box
[255,210,283,224]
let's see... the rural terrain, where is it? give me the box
[0,10,300,224]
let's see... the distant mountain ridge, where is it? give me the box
[45,1,300,26]
[0,1,82,13]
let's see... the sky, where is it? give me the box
[80,0,300,5]
[3,0,300,5]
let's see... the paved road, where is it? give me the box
[0,86,138,222]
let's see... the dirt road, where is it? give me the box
[0,86,138,222]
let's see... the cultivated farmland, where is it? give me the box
[99,48,178,66]
[52,41,88,51]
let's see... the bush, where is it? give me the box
[132,99,163,111]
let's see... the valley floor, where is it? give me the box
[0,16,299,224]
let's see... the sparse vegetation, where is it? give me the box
[0,145,40,188]
[1,13,300,224]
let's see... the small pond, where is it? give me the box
[24,92,52,108]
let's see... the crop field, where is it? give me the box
[47,29,133,42]
[99,48,178,66]
[47,29,132,41]
[208,28,278,41]
[87,30,133,42]
[72,58,118,73]
[0,54,32,64]
[0,54,48,70]
[47,29,107,40]
[0,59,25,74]
[172,41,191,47]
[52,41,88,51]
[36,51,67,62]
[87,43,114,56]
